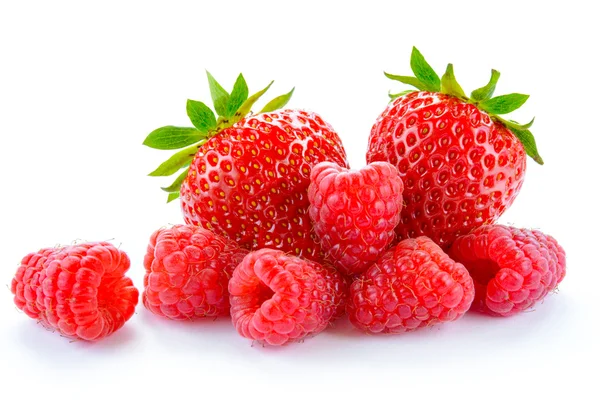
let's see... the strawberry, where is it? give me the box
[144,73,348,261]
[367,47,543,248]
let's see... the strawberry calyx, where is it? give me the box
[143,72,294,202]
[385,47,543,165]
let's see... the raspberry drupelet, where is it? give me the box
[308,161,404,275]
[11,242,139,341]
[347,236,474,334]
[229,248,347,346]
[450,225,566,316]
[143,224,248,320]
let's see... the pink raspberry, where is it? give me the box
[308,161,404,275]
[449,224,566,316]
[347,237,474,333]
[143,224,248,320]
[229,248,347,346]
[11,242,139,341]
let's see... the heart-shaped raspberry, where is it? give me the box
[308,161,404,275]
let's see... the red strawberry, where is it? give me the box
[308,161,404,275]
[367,47,543,248]
[142,224,248,320]
[144,74,348,261]
[229,248,347,345]
[347,236,474,334]
[11,242,139,341]
[449,225,566,316]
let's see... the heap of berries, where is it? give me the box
[11,48,566,345]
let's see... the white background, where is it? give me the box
[1,1,598,398]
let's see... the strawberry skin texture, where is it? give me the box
[181,109,348,261]
[368,91,526,248]
[308,161,404,275]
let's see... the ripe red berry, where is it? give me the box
[347,236,474,334]
[143,224,248,320]
[145,74,348,262]
[449,225,566,316]
[229,248,347,345]
[308,161,404,275]
[367,47,542,248]
[11,242,139,341]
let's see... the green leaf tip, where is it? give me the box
[167,191,180,203]
[479,93,529,115]
[206,70,230,117]
[440,63,466,99]
[143,126,205,150]
[508,127,544,165]
[471,69,501,101]
[384,72,427,91]
[186,100,217,134]
[388,89,416,100]
[161,168,189,192]
[225,73,249,118]
[260,87,294,113]
[410,47,441,92]
[148,144,199,177]
[502,117,535,132]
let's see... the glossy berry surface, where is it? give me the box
[368,92,526,248]
[143,224,248,320]
[308,161,404,275]
[450,225,566,316]
[181,109,348,261]
[347,236,474,334]
[11,242,139,341]
[229,248,347,346]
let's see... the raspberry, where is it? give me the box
[229,248,347,345]
[347,237,474,334]
[143,224,248,320]
[11,242,139,341]
[449,225,566,316]
[308,161,404,275]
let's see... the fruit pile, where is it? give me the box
[11,48,566,345]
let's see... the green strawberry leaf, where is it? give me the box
[206,71,230,117]
[507,127,544,165]
[225,73,249,118]
[186,100,217,134]
[232,81,274,124]
[471,69,501,102]
[410,47,441,92]
[440,63,466,99]
[260,87,294,113]
[148,144,200,176]
[167,191,180,203]
[384,72,428,91]
[388,89,416,100]
[143,126,205,150]
[479,93,529,115]
[161,167,189,192]
[500,117,535,132]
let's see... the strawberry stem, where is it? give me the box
[384,47,543,165]
[144,73,295,201]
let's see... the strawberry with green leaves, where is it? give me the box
[144,73,348,261]
[368,47,542,248]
